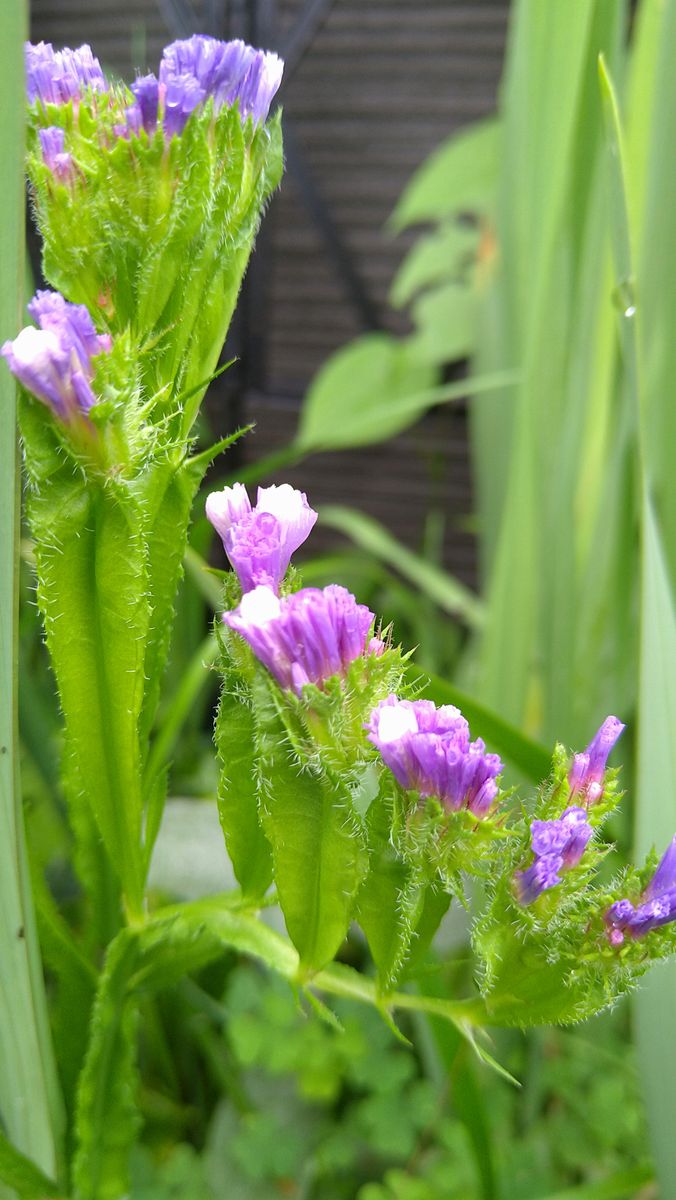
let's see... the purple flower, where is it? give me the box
[159,35,283,126]
[163,73,206,139]
[206,483,317,594]
[38,127,74,181]
[366,695,503,818]
[26,41,107,106]
[606,836,676,944]
[515,806,593,904]
[128,74,160,135]
[223,583,375,694]
[568,716,625,803]
[1,290,111,421]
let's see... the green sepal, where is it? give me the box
[214,676,273,900]
[253,670,370,975]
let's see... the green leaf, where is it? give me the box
[296,333,436,452]
[0,1132,60,1199]
[390,221,480,309]
[0,0,62,1182]
[408,281,477,367]
[390,118,499,231]
[254,675,369,973]
[214,682,273,900]
[28,477,148,917]
[319,505,485,630]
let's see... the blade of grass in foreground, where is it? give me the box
[0,3,62,1189]
[600,45,676,1199]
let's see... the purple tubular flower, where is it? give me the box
[367,695,503,818]
[159,34,283,126]
[162,73,205,138]
[25,41,107,106]
[1,290,111,421]
[606,835,676,944]
[515,806,593,905]
[224,583,375,693]
[129,73,160,135]
[516,854,565,905]
[568,716,625,803]
[206,483,317,594]
[38,127,74,181]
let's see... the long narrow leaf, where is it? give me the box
[0,2,62,1185]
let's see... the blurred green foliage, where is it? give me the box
[128,963,650,1200]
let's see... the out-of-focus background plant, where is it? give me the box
[8,0,676,1196]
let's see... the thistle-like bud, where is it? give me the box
[1,290,111,421]
[25,41,107,106]
[206,482,317,594]
[159,35,283,125]
[366,695,503,817]
[515,807,592,904]
[38,127,74,181]
[605,836,676,943]
[568,715,625,803]
[223,583,376,693]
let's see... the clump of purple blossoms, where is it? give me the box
[1,290,111,421]
[224,583,377,694]
[26,42,107,106]
[515,807,593,905]
[38,127,74,181]
[568,715,625,804]
[366,695,503,818]
[207,483,318,594]
[605,836,676,945]
[125,35,283,139]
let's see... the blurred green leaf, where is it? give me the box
[390,222,480,309]
[389,119,499,232]
[297,333,436,452]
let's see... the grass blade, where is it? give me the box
[0,0,63,1184]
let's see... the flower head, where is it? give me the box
[159,35,283,125]
[515,806,593,904]
[1,290,111,421]
[606,835,676,943]
[568,716,625,803]
[26,41,107,106]
[367,695,503,818]
[223,583,375,693]
[206,482,317,594]
[38,127,74,180]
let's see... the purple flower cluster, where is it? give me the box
[125,35,283,139]
[568,716,625,804]
[206,483,317,594]
[38,127,74,181]
[606,837,676,945]
[515,807,592,904]
[366,695,503,817]
[26,42,107,106]
[224,583,377,694]
[1,290,111,421]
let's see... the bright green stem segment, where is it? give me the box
[0,0,63,1186]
